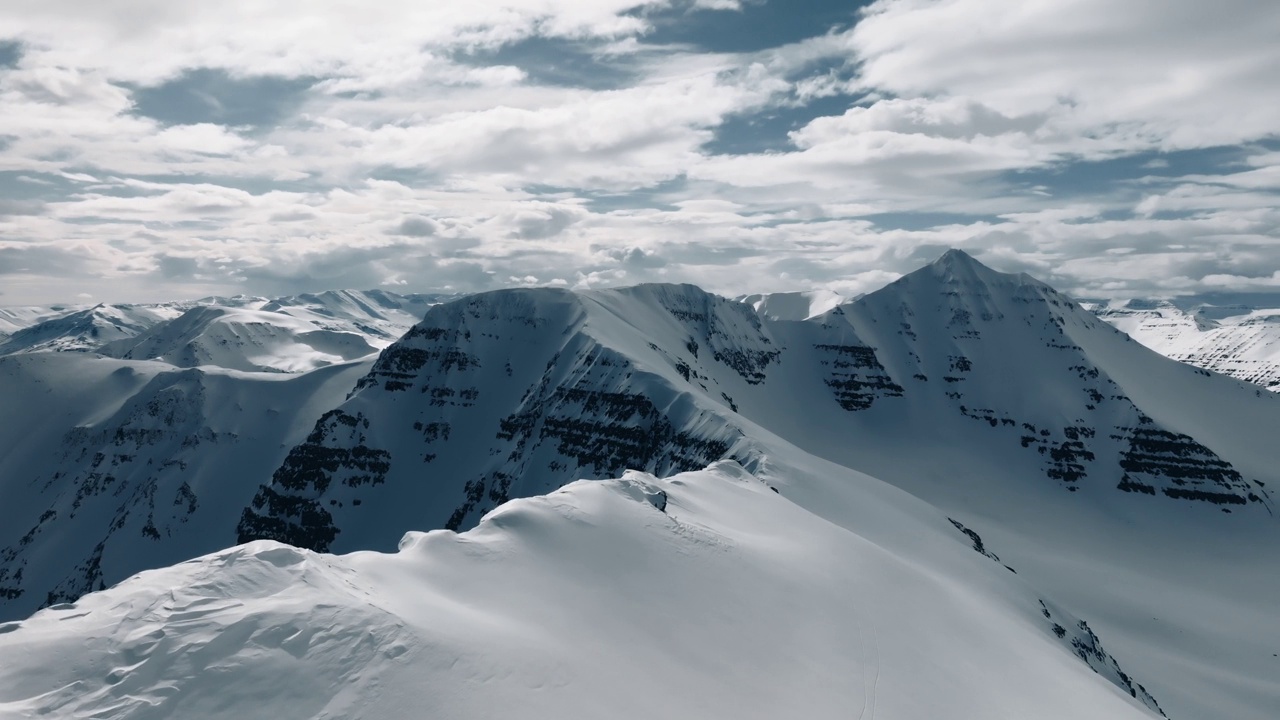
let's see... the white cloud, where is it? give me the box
[849,0,1280,151]
[0,0,1277,304]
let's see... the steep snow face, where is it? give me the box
[0,353,373,621]
[0,463,1164,720]
[1090,299,1280,390]
[738,289,845,320]
[0,304,180,355]
[101,306,379,373]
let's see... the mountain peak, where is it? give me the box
[928,248,1004,279]
[933,247,981,266]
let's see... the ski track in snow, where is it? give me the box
[855,611,880,720]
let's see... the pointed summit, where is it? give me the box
[926,248,1013,285]
[932,247,982,267]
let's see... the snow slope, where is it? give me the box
[1090,298,1280,390]
[0,461,1163,720]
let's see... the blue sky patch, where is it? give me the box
[639,0,865,53]
[0,40,21,68]
[130,69,316,129]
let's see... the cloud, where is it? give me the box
[0,0,1277,304]
[392,216,439,237]
[508,204,582,239]
[849,0,1280,152]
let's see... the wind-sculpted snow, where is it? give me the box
[0,463,1164,720]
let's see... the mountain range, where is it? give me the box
[1,251,1277,719]
[1087,297,1280,390]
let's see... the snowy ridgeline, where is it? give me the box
[1,250,1278,719]
[0,462,1165,719]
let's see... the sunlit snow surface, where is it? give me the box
[0,462,1160,720]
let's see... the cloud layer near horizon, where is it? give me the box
[1,0,1278,303]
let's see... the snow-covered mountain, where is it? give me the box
[1090,298,1280,390]
[0,304,87,340]
[100,306,380,373]
[239,251,1273,556]
[737,288,846,320]
[2,251,1278,718]
[0,290,452,373]
[260,289,448,344]
[0,303,181,355]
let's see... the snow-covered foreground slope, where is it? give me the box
[1090,298,1280,390]
[0,462,1163,720]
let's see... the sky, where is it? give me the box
[1,0,1278,304]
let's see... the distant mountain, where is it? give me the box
[259,289,452,344]
[240,251,1272,558]
[737,289,846,320]
[0,303,180,355]
[1089,298,1280,390]
[2,252,1277,718]
[100,306,379,373]
[0,304,87,339]
[0,289,455,373]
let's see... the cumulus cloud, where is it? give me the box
[393,216,440,237]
